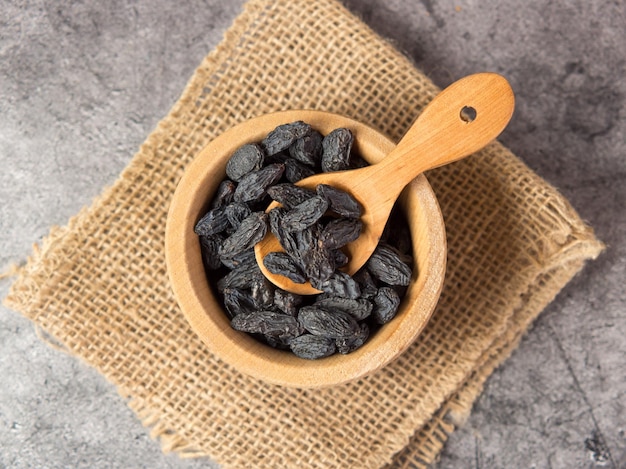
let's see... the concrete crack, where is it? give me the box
[474,434,482,469]
[548,324,617,469]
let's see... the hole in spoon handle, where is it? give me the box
[460,105,477,123]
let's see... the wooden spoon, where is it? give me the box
[255,72,514,295]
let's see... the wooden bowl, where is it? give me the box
[165,110,446,388]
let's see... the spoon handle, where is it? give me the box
[373,73,514,196]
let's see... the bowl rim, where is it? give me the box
[165,110,447,388]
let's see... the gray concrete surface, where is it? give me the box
[1,1,624,468]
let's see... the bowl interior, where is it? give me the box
[165,110,446,388]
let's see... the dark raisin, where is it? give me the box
[222,288,256,318]
[297,225,335,284]
[199,234,223,270]
[220,247,256,269]
[269,207,300,260]
[251,277,275,310]
[316,184,362,218]
[261,121,312,155]
[372,287,401,324]
[285,158,316,183]
[194,206,229,236]
[263,150,290,165]
[273,289,303,316]
[288,130,323,167]
[314,297,373,321]
[310,271,361,299]
[267,183,317,208]
[231,311,303,339]
[353,268,378,300]
[211,180,236,208]
[332,249,349,267]
[263,335,292,350]
[281,196,329,232]
[263,252,307,284]
[298,306,360,339]
[233,163,285,203]
[335,323,369,354]
[224,202,252,230]
[216,256,263,291]
[289,334,336,359]
[268,206,286,236]
[301,248,336,285]
[246,193,274,213]
[366,244,412,286]
[320,218,362,249]
[219,212,268,258]
[225,143,265,181]
[321,128,353,172]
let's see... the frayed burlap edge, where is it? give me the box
[2,0,262,323]
[387,241,603,468]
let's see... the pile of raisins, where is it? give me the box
[195,121,414,359]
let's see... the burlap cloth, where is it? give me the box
[4,0,604,468]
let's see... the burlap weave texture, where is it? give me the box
[4,1,604,468]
